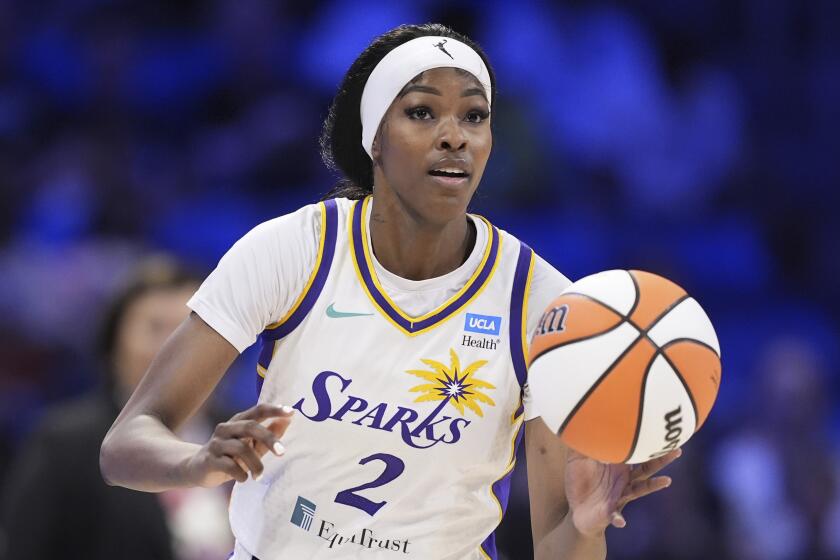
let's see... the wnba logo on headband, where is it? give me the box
[433,39,454,59]
[360,36,492,159]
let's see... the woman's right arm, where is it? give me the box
[99,312,292,492]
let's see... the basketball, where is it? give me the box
[527,270,721,464]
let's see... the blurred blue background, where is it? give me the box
[0,0,838,558]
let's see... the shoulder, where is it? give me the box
[187,198,356,351]
[219,198,354,268]
[490,224,572,291]
[240,201,326,245]
[239,197,352,247]
[530,254,572,294]
[487,224,572,329]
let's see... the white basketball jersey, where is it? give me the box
[228,196,535,560]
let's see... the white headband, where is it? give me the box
[360,35,492,158]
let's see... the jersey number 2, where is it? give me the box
[335,453,405,516]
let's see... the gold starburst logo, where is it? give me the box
[406,349,496,417]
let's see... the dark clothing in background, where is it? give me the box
[1,391,175,560]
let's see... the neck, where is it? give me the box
[368,194,476,281]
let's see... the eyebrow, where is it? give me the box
[399,84,488,101]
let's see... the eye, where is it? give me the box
[465,109,490,124]
[405,106,433,120]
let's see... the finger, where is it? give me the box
[232,403,295,423]
[617,476,672,509]
[631,448,681,482]
[249,438,272,457]
[214,456,248,483]
[248,437,285,458]
[233,456,250,477]
[225,440,265,479]
[265,415,294,440]
[216,420,284,456]
[215,439,265,479]
[610,511,626,529]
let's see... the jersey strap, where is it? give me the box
[509,241,535,422]
[349,195,501,336]
[509,240,535,391]
[479,420,525,560]
[478,242,533,560]
[255,198,339,392]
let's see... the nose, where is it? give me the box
[436,116,467,152]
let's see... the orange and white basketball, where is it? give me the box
[527,270,721,464]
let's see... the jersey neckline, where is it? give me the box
[348,196,502,336]
[366,197,488,294]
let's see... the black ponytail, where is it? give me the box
[319,23,496,200]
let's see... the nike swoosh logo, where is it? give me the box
[326,303,373,318]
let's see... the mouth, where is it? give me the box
[428,166,471,187]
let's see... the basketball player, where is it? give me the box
[100,24,680,559]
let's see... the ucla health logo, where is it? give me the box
[464,313,501,336]
[291,496,317,531]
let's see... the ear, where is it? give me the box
[371,135,381,164]
[370,118,388,166]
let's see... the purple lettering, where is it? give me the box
[294,371,351,421]
[440,418,471,444]
[352,402,388,429]
[410,414,452,440]
[331,396,368,421]
[381,406,419,433]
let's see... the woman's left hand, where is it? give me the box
[564,447,682,537]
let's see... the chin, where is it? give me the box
[421,185,475,223]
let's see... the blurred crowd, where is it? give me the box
[0,0,838,559]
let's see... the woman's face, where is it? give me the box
[373,67,492,224]
[112,285,196,402]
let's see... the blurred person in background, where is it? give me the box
[712,335,840,560]
[0,257,233,560]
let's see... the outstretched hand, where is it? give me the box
[564,448,681,537]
